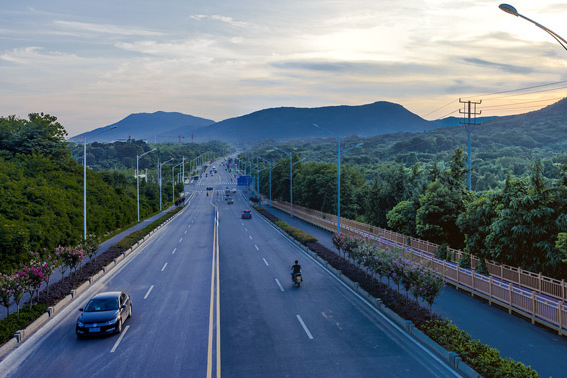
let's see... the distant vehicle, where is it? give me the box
[227,197,234,204]
[206,186,213,191]
[193,176,199,181]
[76,291,132,338]
[241,210,252,219]
[231,188,237,193]
[225,189,231,195]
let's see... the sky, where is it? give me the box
[1,0,566,137]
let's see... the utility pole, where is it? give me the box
[459,99,482,191]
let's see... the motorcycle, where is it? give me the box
[290,270,302,287]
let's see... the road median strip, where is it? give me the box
[252,205,538,378]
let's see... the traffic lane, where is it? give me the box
[219,206,298,377]
[2,211,193,377]
[109,204,215,377]
[3,200,215,378]
[219,207,458,378]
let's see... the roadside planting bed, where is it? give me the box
[254,206,539,378]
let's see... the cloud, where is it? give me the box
[54,20,163,36]
[271,60,443,76]
[190,14,248,27]
[0,46,85,65]
[461,58,535,74]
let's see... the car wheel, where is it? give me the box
[116,319,123,334]
[128,304,132,319]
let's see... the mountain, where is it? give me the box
[192,101,443,143]
[70,111,215,143]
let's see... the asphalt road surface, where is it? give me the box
[0,160,462,378]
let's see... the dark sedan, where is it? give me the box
[242,210,252,219]
[76,291,132,338]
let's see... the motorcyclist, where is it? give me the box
[290,260,302,282]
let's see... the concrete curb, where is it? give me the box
[0,205,188,361]
[254,208,482,378]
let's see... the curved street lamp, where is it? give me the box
[499,4,567,51]
[312,124,363,233]
[83,126,117,240]
[137,148,157,222]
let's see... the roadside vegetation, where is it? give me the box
[0,114,229,272]
[255,207,539,377]
[0,206,183,345]
[248,146,567,279]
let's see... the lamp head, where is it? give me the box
[499,4,518,16]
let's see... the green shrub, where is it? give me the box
[275,220,317,244]
[421,319,539,377]
[458,252,471,268]
[435,243,449,260]
[114,208,182,250]
[0,304,48,344]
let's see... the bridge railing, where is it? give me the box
[269,200,566,335]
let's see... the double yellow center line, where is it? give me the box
[207,207,221,378]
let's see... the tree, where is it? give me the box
[387,200,418,236]
[457,193,499,261]
[487,167,561,273]
[415,148,468,248]
[416,270,444,316]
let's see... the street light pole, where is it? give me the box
[258,157,273,207]
[159,158,174,211]
[172,163,182,204]
[137,148,157,222]
[82,126,117,240]
[499,4,567,51]
[312,124,363,233]
[274,147,304,218]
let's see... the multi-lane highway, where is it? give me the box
[0,160,462,377]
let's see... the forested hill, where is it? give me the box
[71,111,215,143]
[0,114,183,272]
[192,101,442,142]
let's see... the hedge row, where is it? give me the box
[114,207,182,250]
[274,220,318,244]
[0,304,48,344]
[255,206,539,378]
[422,320,538,377]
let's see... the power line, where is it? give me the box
[481,96,564,108]
[475,79,567,98]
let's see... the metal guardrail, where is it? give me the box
[270,200,567,335]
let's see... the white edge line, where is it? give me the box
[179,238,183,242]
[296,315,314,339]
[255,245,259,251]
[172,248,177,255]
[275,278,284,292]
[260,213,463,377]
[263,258,269,266]
[249,235,253,240]
[143,285,154,299]
[161,262,168,272]
[110,325,130,353]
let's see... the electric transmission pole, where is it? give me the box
[459,99,482,191]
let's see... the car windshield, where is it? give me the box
[84,298,119,312]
